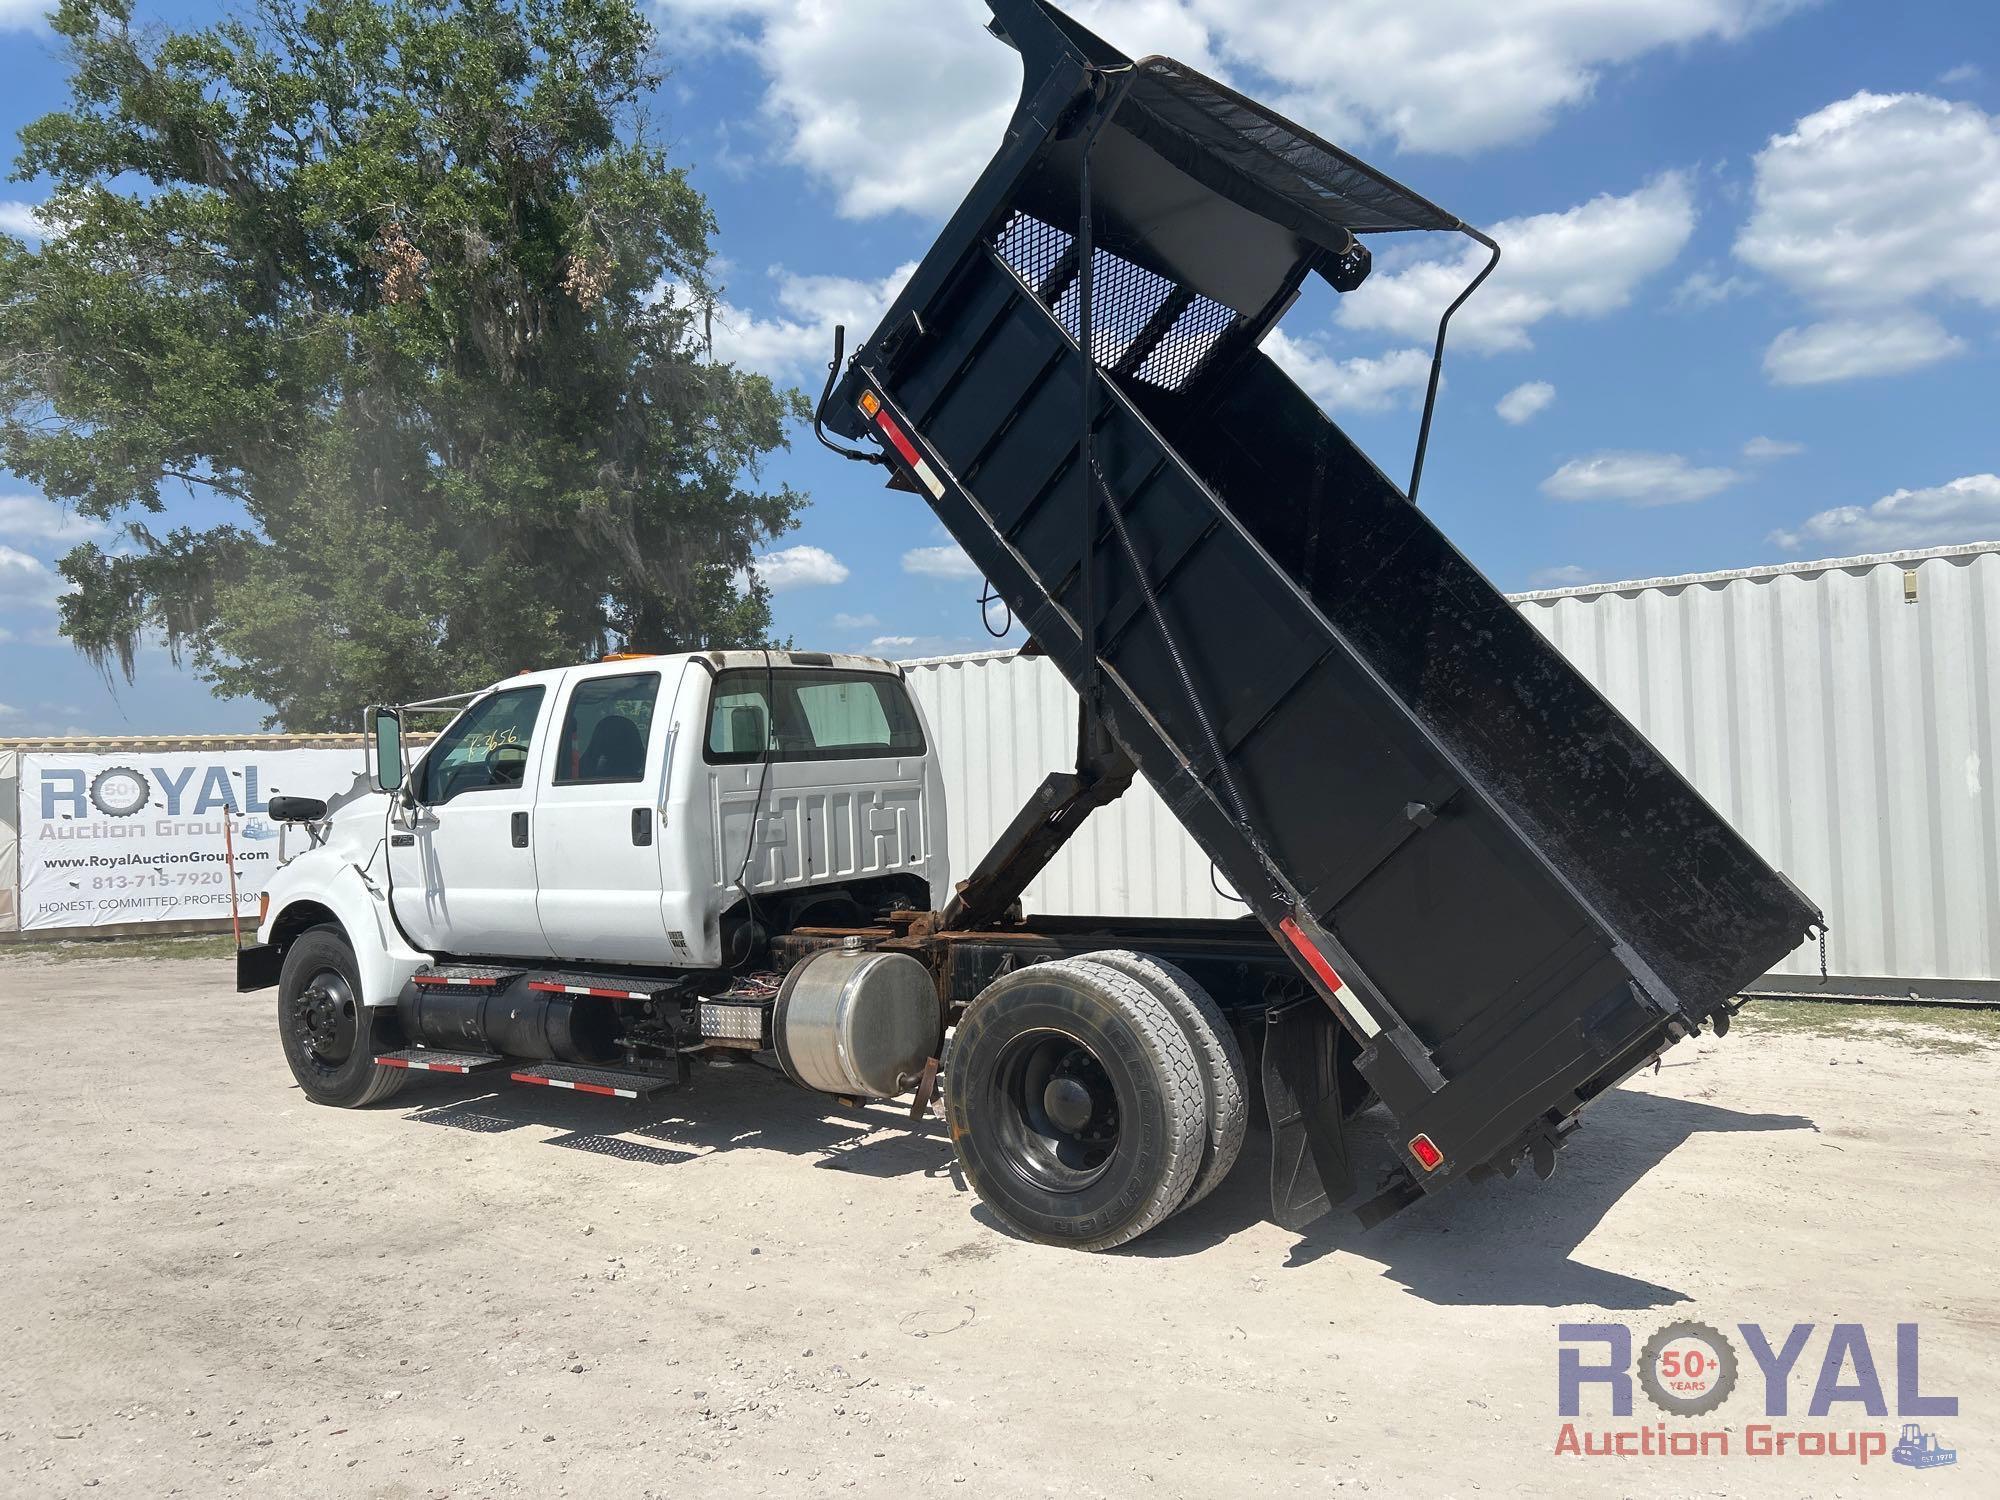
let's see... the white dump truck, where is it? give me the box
[239,0,1818,1253]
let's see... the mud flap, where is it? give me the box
[1262,999,1354,1231]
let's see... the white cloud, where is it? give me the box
[1215,0,1810,155]
[1761,312,1967,385]
[0,2,47,35]
[0,199,47,240]
[1737,92,2000,310]
[1263,332,1433,412]
[698,261,917,383]
[1671,267,1751,308]
[1526,564,1598,589]
[749,544,850,592]
[831,612,879,630]
[1495,381,1555,425]
[659,1,1216,219]
[1771,474,2000,554]
[869,635,918,649]
[1735,91,2000,381]
[0,543,62,606]
[1336,174,1696,353]
[667,3,1804,220]
[1743,436,1804,460]
[1541,452,1741,506]
[1938,64,1982,88]
[901,544,981,581]
[0,495,107,544]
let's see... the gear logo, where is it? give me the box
[1639,1320,1739,1416]
[88,766,152,818]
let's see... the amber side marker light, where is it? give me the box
[857,389,881,418]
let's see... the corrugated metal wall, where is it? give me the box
[905,543,2000,999]
[907,652,1246,923]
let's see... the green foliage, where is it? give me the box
[0,0,806,728]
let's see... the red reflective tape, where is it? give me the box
[526,980,560,994]
[509,1071,550,1087]
[375,1056,411,1069]
[589,987,633,999]
[1278,916,1345,994]
[572,1082,619,1097]
[415,974,499,987]
[432,1063,470,1074]
[875,410,923,468]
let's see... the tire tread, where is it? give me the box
[1071,950,1248,1211]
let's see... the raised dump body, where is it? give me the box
[827,0,1819,1192]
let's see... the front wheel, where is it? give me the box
[278,925,407,1108]
[946,960,1204,1250]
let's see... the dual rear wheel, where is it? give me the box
[944,952,1249,1251]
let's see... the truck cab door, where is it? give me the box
[387,680,559,958]
[533,663,684,964]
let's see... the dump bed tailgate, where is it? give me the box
[830,0,1818,1186]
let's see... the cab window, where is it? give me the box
[553,673,659,785]
[412,687,546,804]
[704,668,925,763]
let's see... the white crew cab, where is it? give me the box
[247,651,947,1015]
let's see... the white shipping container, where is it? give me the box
[904,541,2000,1002]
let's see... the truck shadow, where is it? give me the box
[386,1067,1812,1309]
[392,1060,962,1185]
[1125,1088,1817,1309]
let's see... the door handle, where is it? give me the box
[631,807,653,847]
[511,811,529,848]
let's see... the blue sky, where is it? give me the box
[1,0,1996,734]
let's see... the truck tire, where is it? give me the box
[946,959,1203,1251]
[278,925,408,1108]
[1070,951,1248,1212]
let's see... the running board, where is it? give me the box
[526,971,679,1002]
[508,1062,676,1100]
[374,1048,507,1075]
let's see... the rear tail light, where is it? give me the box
[1408,1133,1444,1171]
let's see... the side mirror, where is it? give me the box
[367,706,406,793]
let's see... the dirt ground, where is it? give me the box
[1,948,1994,1498]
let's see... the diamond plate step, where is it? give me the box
[410,964,525,991]
[508,1062,676,1099]
[373,1048,506,1074]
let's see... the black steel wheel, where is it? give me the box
[946,960,1203,1250]
[277,925,407,1107]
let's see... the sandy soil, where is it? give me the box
[0,952,1993,1498]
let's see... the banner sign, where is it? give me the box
[16,749,368,930]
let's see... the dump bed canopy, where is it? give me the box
[1119,59,1461,241]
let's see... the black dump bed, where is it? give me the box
[828,0,1819,1186]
